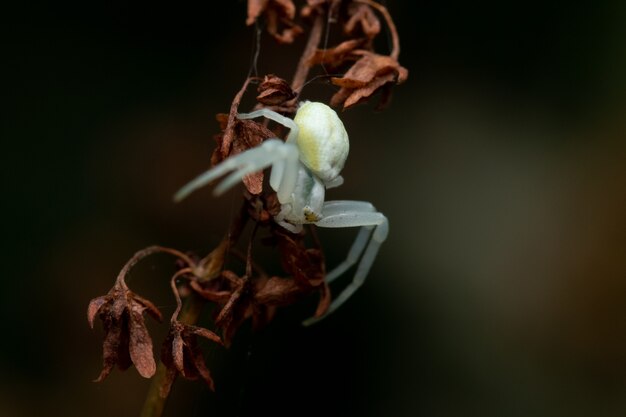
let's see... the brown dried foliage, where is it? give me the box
[344,2,381,40]
[89,0,407,405]
[160,321,222,396]
[256,74,297,106]
[330,50,408,109]
[307,0,409,109]
[88,278,162,381]
[212,113,275,195]
[247,0,303,44]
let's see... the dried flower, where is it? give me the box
[308,38,367,68]
[330,50,408,109]
[212,113,275,195]
[256,74,297,106]
[87,281,162,381]
[160,321,222,396]
[330,0,408,109]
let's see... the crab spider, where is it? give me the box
[174,101,388,325]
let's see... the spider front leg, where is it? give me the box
[237,108,299,143]
[302,201,389,326]
[173,139,299,202]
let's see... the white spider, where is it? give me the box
[174,101,388,325]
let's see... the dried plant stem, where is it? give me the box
[139,209,246,417]
[115,246,195,289]
[291,12,325,95]
[138,5,332,417]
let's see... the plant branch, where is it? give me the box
[115,246,195,289]
[291,12,325,96]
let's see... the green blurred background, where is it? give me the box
[3,1,626,416]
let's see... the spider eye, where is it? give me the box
[294,102,349,182]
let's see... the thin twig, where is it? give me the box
[115,246,195,289]
[169,268,194,323]
[291,12,325,97]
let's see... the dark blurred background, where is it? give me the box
[3,1,626,416]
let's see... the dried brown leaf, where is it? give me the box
[266,12,303,44]
[344,2,381,39]
[87,296,108,328]
[256,74,297,106]
[212,115,275,195]
[247,0,270,25]
[308,38,367,68]
[88,282,162,381]
[340,71,397,109]
[301,0,328,18]
[273,0,297,19]
[161,322,222,393]
[330,50,408,109]
[247,0,302,44]
[332,50,407,88]
[128,305,157,378]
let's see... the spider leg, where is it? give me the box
[275,145,300,202]
[236,108,301,201]
[302,201,389,326]
[238,108,299,143]
[324,175,344,189]
[174,139,295,201]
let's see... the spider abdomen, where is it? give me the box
[293,101,349,183]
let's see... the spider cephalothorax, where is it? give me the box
[175,101,388,324]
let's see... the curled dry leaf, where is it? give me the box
[255,276,331,318]
[330,50,408,109]
[160,321,222,397]
[244,190,282,224]
[212,113,275,195]
[344,2,381,40]
[247,0,303,44]
[254,226,331,317]
[87,281,162,381]
[190,270,275,346]
[273,226,326,287]
[301,0,330,19]
[256,74,297,106]
[308,38,367,68]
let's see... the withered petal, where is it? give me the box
[159,367,178,398]
[308,38,366,68]
[128,307,157,378]
[188,325,223,345]
[246,0,270,25]
[111,291,128,319]
[255,277,302,305]
[344,3,381,39]
[190,349,216,391]
[87,296,109,329]
[172,331,185,374]
[273,0,296,19]
[331,50,407,89]
[342,72,397,109]
[256,75,296,106]
[131,293,163,322]
[94,322,125,382]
